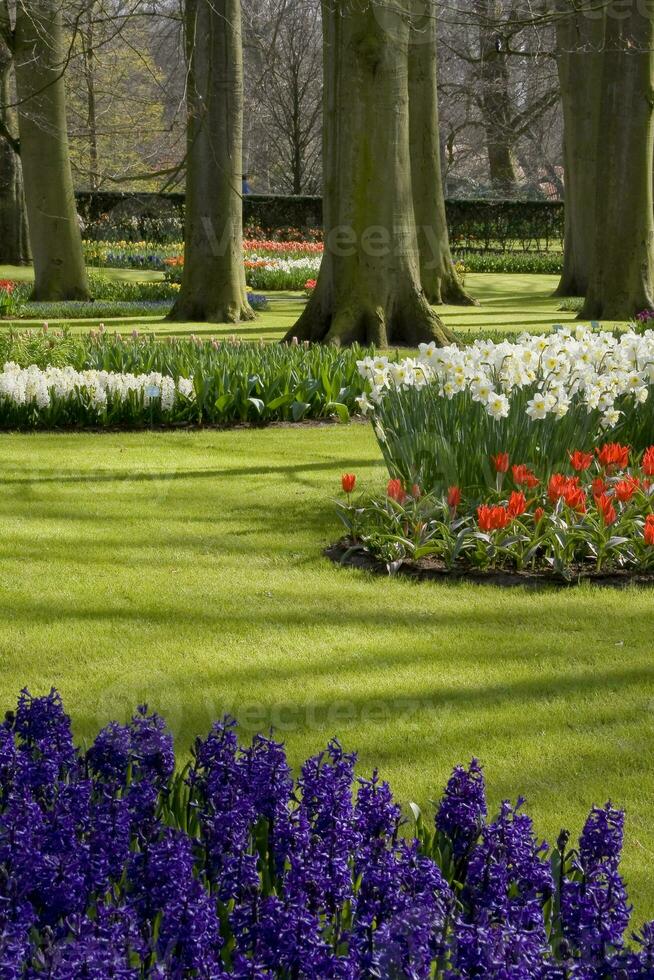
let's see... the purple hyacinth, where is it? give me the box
[13,688,76,790]
[128,704,174,784]
[436,758,487,859]
[561,866,631,961]
[157,876,223,973]
[449,916,551,978]
[290,739,360,913]
[87,790,132,893]
[355,770,402,843]
[86,721,132,784]
[579,802,624,872]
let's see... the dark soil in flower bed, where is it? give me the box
[325,541,654,590]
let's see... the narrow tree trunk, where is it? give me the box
[13,0,88,300]
[0,139,29,265]
[475,0,517,197]
[169,0,253,324]
[554,5,604,297]
[82,3,99,191]
[408,2,477,306]
[0,3,29,265]
[285,0,454,347]
[581,1,654,320]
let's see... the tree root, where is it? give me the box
[284,289,455,347]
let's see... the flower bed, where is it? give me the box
[334,444,654,582]
[1,688,652,976]
[0,335,368,428]
[164,247,323,292]
[338,327,654,582]
[356,326,654,493]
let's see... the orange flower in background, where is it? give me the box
[596,442,630,471]
[592,477,608,500]
[569,450,594,473]
[511,464,539,488]
[387,479,408,504]
[615,477,640,503]
[645,515,654,546]
[412,484,422,499]
[507,491,527,519]
[341,474,356,493]
[642,446,654,477]
[533,507,545,524]
[477,504,510,532]
[447,486,461,510]
[491,452,510,474]
[596,493,617,526]
[304,279,317,291]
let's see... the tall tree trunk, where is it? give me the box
[285,0,454,347]
[0,2,29,265]
[13,0,89,300]
[581,0,654,320]
[169,0,253,324]
[408,2,477,306]
[475,0,517,197]
[554,5,604,297]
[81,2,99,191]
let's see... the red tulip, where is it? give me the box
[512,464,539,488]
[642,446,654,477]
[569,450,594,473]
[447,486,461,510]
[491,452,510,474]
[615,477,640,503]
[477,504,510,532]
[387,479,408,504]
[645,515,654,546]
[507,491,527,519]
[341,473,356,494]
[596,493,617,526]
[533,507,545,524]
[596,442,630,472]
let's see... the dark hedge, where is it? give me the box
[75,191,564,251]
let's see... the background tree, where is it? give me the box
[408,2,476,305]
[581,0,654,319]
[65,0,184,191]
[169,0,253,324]
[285,0,454,347]
[13,0,88,299]
[554,2,604,297]
[437,0,561,199]
[0,0,29,265]
[242,0,322,195]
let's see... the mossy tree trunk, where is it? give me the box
[0,1,29,266]
[285,0,454,347]
[554,5,605,298]
[581,0,654,320]
[169,0,253,324]
[13,0,88,300]
[408,1,477,307]
[475,0,517,196]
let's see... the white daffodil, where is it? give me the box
[487,392,510,419]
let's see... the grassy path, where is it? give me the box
[0,269,628,337]
[0,424,652,916]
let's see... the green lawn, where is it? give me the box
[1,424,653,918]
[0,267,628,337]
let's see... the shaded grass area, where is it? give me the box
[0,424,652,917]
[0,268,625,339]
